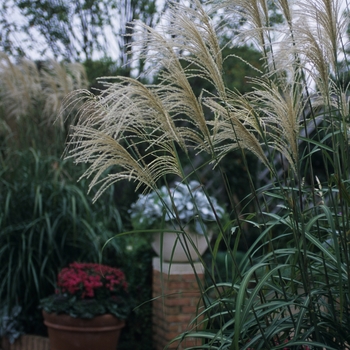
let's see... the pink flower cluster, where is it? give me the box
[56,262,128,299]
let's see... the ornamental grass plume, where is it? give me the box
[0,53,41,120]
[64,0,350,349]
[64,0,268,201]
[0,53,88,138]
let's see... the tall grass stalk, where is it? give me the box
[65,0,350,348]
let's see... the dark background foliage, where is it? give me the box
[0,1,269,348]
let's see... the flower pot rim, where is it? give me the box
[151,230,211,262]
[42,310,125,331]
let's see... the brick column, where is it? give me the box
[152,257,204,350]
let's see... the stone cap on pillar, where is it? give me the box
[152,257,204,275]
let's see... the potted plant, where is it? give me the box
[129,180,225,262]
[40,262,131,350]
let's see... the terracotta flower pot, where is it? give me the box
[151,231,211,262]
[42,311,125,350]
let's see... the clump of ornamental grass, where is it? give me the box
[64,0,350,349]
[0,53,88,152]
[0,53,87,123]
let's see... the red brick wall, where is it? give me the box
[152,258,204,350]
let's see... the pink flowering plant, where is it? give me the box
[40,262,131,319]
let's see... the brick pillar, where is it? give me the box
[152,257,204,350]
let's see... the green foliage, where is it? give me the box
[222,46,263,94]
[40,295,131,320]
[0,53,154,348]
[116,242,154,350]
[0,148,155,347]
[83,57,131,91]
[0,148,123,334]
[188,45,263,96]
[63,0,350,348]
